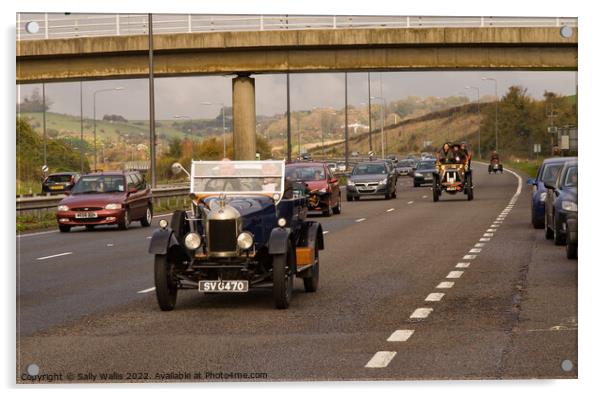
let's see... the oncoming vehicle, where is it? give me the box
[56,171,153,232]
[432,155,473,202]
[395,159,414,176]
[285,162,341,216]
[346,161,396,200]
[41,172,80,194]
[148,160,324,310]
[413,159,437,187]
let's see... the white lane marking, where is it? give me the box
[36,252,73,261]
[483,233,494,237]
[323,231,330,235]
[447,270,464,279]
[386,208,395,212]
[437,281,455,289]
[410,308,433,319]
[480,238,491,242]
[486,229,496,232]
[425,292,445,302]
[356,218,366,223]
[365,351,397,368]
[469,248,482,253]
[107,243,114,247]
[17,229,59,238]
[146,236,152,239]
[422,195,428,199]
[137,287,156,294]
[407,201,414,204]
[456,262,470,268]
[492,222,502,225]
[463,254,477,260]
[387,330,414,342]
[475,243,485,247]
[152,213,173,219]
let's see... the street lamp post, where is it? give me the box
[92,87,124,170]
[367,72,373,152]
[201,102,227,158]
[371,96,386,159]
[465,85,481,159]
[42,82,47,171]
[482,77,499,152]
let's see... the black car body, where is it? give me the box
[148,160,324,310]
[346,161,397,200]
[413,159,437,187]
[41,172,80,194]
[544,160,577,250]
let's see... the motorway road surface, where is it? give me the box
[16,163,577,382]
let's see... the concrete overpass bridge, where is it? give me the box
[16,14,577,161]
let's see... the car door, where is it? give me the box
[125,174,143,219]
[326,165,340,205]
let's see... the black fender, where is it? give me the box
[268,227,292,255]
[305,221,324,251]
[148,227,181,255]
[566,216,578,244]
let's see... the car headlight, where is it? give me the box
[347,180,355,186]
[104,203,122,210]
[237,232,254,250]
[57,205,69,211]
[184,232,202,250]
[414,172,423,177]
[277,218,287,227]
[159,219,168,229]
[561,201,578,212]
[539,192,547,202]
[319,187,327,193]
[379,178,388,185]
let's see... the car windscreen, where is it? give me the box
[397,160,412,167]
[71,175,126,194]
[191,160,284,195]
[563,165,578,187]
[286,166,325,181]
[46,174,73,183]
[541,163,563,184]
[352,164,386,175]
[417,161,435,170]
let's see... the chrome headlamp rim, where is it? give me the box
[184,232,202,250]
[237,231,254,250]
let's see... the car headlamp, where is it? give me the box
[347,180,355,186]
[561,201,578,212]
[104,203,122,210]
[159,219,168,229]
[415,172,423,177]
[539,192,547,202]
[277,218,287,228]
[237,232,254,250]
[57,205,69,211]
[379,178,388,185]
[184,232,202,250]
[319,187,327,193]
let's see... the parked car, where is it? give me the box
[41,172,80,194]
[413,159,437,187]
[55,171,153,232]
[346,161,396,201]
[149,160,324,310]
[286,162,342,216]
[395,159,415,176]
[527,157,576,228]
[544,159,577,248]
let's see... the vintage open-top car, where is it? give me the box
[432,156,474,202]
[148,160,324,310]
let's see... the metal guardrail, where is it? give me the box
[16,14,578,41]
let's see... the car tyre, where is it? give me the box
[333,194,342,214]
[566,241,577,259]
[272,241,293,309]
[118,209,130,230]
[85,225,95,231]
[544,212,554,240]
[466,174,474,201]
[303,249,319,293]
[322,200,333,217]
[140,206,153,227]
[531,209,544,229]
[413,181,419,187]
[154,254,178,311]
[391,188,397,199]
[58,225,71,233]
[553,216,566,246]
[346,194,353,202]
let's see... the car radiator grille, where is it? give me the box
[208,219,238,252]
[71,207,103,211]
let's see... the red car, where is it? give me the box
[285,162,342,216]
[56,171,153,232]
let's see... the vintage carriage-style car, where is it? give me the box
[148,160,324,310]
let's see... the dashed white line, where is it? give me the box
[387,330,414,342]
[36,252,73,261]
[410,308,433,319]
[107,243,114,247]
[137,287,156,294]
[422,195,428,199]
[356,218,366,223]
[425,292,445,302]
[365,351,397,368]
[483,233,494,237]
[486,229,496,232]
[469,248,482,253]
[474,243,485,247]
[323,231,330,235]
[463,254,477,260]
[447,270,464,279]
[480,238,491,242]
[146,236,152,239]
[437,281,455,289]
[456,262,471,268]
[407,201,414,204]
[386,208,395,212]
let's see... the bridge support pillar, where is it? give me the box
[232,75,256,160]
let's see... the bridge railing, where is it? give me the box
[17,14,577,41]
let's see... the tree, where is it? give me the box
[17,88,52,113]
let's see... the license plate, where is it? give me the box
[50,185,63,190]
[199,280,249,293]
[75,212,98,219]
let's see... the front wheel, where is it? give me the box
[544,212,554,240]
[553,217,566,245]
[58,225,71,233]
[118,209,130,230]
[140,206,153,227]
[332,194,342,214]
[466,175,474,201]
[154,254,178,311]
[566,241,577,259]
[322,200,333,217]
[346,194,353,202]
[272,243,294,309]
[303,250,319,292]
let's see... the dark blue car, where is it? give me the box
[527,157,576,228]
[544,160,577,249]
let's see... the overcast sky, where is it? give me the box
[17,71,577,121]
